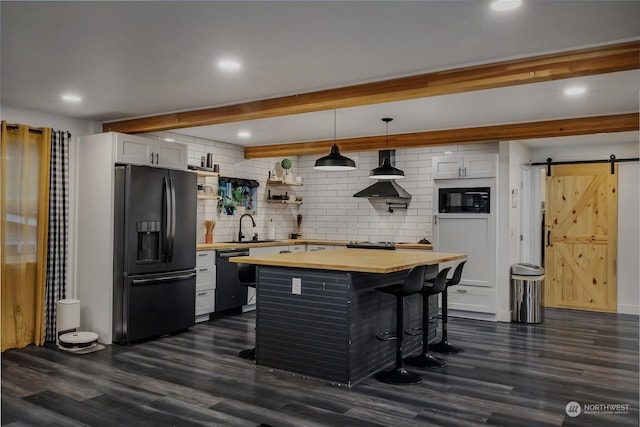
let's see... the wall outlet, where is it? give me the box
[292,277,301,295]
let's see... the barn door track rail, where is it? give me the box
[532,155,640,176]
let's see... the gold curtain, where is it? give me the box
[1,121,51,351]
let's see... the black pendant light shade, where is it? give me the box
[314,144,356,171]
[368,156,405,179]
[369,117,405,179]
[314,110,356,171]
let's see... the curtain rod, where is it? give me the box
[531,155,639,176]
[4,124,44,135]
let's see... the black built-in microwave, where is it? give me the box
[438,187,490,213]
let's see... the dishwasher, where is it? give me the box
[215,248,249,313]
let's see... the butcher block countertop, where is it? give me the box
[228,248,465,274]
[196,239,433,251]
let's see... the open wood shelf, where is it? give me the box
[267,179,303,186]
[196,170,220,177]
[267,200,303,205]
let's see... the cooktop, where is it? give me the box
[346,241,396,250]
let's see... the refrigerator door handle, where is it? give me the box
[168,176,176,262]
[164,176,172,261]
[131,271,197,285]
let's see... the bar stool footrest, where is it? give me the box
[376,331,397,341]
[403,327,423,336]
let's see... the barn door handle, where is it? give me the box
[547,230,551,247]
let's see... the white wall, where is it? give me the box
[617,163,640,315]
[496,141,531,322]
[530,141,640,315]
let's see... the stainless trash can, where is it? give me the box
[511,263,545,323]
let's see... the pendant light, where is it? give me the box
[369,118,405,180]
[314,110,356,171]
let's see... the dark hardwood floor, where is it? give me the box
[2,308,638,426]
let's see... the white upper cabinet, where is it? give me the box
[432,154,497,179]
[154,138,188,170]
[114,133,187,170]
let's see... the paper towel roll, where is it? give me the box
[57,299,80,332]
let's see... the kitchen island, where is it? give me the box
[230,248,466,386]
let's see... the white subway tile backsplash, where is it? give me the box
[160,132,497,244]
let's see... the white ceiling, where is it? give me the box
[2,1,639,148]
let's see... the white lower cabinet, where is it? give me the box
[434,213,497,316]
[195,250,216,322]
[447,284,497,314]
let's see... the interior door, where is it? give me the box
[544,164,618,312]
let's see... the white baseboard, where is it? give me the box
[618,304,639,315]
[448,309,497,322]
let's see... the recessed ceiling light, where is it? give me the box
[217,59,241,71]
[62,94,82,103]
[491,0,522,11]
[238,131,251,138]
[564,86,587,96]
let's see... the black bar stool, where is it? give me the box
[431,261,466,354]
[373,265,427,385]
[237,263,257,360]
[404,266,451,368]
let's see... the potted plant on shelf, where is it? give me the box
[232,186,249,215]
[281,158,293,183]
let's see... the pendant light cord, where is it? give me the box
[385,120,389,149]
[382,117,393,152]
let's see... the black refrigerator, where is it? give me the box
[113,164,197,344]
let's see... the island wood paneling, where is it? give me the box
[255,267,434,386]
[103,41,639,134]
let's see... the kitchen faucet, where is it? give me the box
[238,213,256,242]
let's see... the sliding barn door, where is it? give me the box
[544,164,617,312]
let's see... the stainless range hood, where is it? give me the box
[353,180,412,200]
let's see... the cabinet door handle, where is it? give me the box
[458,167,462,177]
[198,253,208,257]
[463,167,467,177]
[197,292,207,296]
[456,289,468,294]
[198,268,209,272]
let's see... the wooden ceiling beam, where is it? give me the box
[244,113,639,159]
[103,41,639,134]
